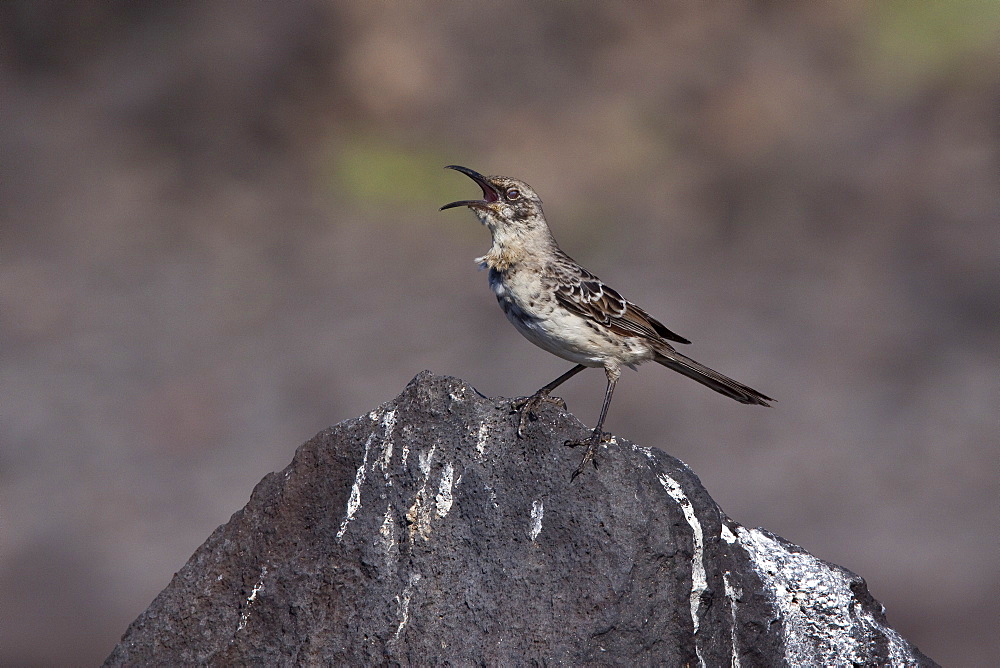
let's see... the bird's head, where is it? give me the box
[440,165,545,234]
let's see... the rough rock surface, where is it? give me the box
[106,372,937,666]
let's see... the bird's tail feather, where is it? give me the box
[655,351,773,406]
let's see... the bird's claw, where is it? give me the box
[566,430,609,480]
[512,392,566,437]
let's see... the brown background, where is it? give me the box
[1,2,997,665]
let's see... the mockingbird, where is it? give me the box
[441,165,772,478]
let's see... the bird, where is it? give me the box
[440,165,772,479]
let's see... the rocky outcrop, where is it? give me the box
[105,372,936,666]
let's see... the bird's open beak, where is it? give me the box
[440,165,500,211]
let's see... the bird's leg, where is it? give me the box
[567,367,619,480]
[513,364,587,437]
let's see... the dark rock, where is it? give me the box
[105,371,937,666]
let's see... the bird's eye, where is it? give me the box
[506,188,520,201]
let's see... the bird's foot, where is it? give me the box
[565,430,611,480]
[511,392,567,437]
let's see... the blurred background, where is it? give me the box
[1,1,997,664]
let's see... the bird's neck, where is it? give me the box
[478,222,556,272]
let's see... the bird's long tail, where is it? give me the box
[654,351,773,406]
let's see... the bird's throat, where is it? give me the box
[476,245,521,272]
[477,224,556,271]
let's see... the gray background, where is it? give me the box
[1,2,997,665]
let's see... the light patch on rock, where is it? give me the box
[435,463,454,518]
[723,571,742,667]
[630,443,653,457]
[650,462,706,667]
[378,504,398,575]
[377,408,397,477]
[418,444,436,477]
[475,422,489,458]
[237,565,267,632]
[336,431,375,541]
[737,526,918,667]
[391,572,421,643]
[529,499,544,541]
[406,445,441,541]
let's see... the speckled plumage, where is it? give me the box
[441,165,772,477]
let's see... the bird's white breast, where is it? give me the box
[487,266,654,369]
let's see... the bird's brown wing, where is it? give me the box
[550,260,690,345]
